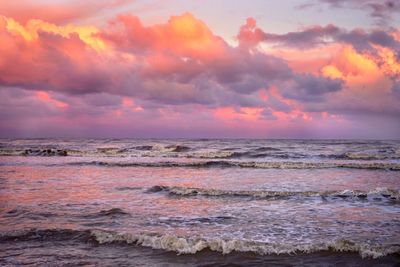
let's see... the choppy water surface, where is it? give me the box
[0,139,399,266]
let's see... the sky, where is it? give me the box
[0,0,399,139]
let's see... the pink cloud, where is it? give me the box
[0,0,129,24]
[36,91,69,109]
[0,11,398,138]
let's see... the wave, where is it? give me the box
[92,208,130,217]
[92,230,400,259]
[115,186,143,191]
[68,160,400,171]
[148,186,400,201]
[166,145,191,152]
[254,147,281,152]
[152,216,236,226]
[1,144,399,161]
[0,144,192,157]
[4,208,130,220]
[187,151,246,159]
[322,152,400,161]
[4,209,58,219]
[131,145,153,151]
[1,228,398,259]
[186,151,305,159]
[138,144,191,153]
[100,144,191,156]
[0,148,68,156]
[0,229,89,242]
[96,147,119,152]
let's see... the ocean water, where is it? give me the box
[0,139,399,266]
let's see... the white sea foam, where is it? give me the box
[90,229,400,259]
[149,185,400,200]
[188,151,239,159]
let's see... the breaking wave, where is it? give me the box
[185,150,304,159]
[0,144,192,157]
[186,151,245,159]
[1,144,399,161]
[68,160,400,171]
[0,148,68,157]
[1,228,399,259]
[148,186,400,201]
[140,144,191,153]
[322,152,400,161]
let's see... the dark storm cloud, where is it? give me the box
[281,75,344,102]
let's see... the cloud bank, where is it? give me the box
[0,5,399,138]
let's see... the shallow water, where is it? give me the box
[0,139,399,266]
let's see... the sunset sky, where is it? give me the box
[1,0,399,138]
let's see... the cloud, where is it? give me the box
[101,13,228,60]
[281,75,343,102]
[263,25,340,48]
[0,0,129,24]
[237,17,400,55]
[0,13,341,109]
[245,15,400,119]
[0,16,116,94]
[305,0,400,26]
[0,12,399,138]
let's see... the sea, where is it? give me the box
[0,139,399,266]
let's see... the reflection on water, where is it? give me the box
[0,139,399,266]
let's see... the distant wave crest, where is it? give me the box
[1,144,399,160]
[322,152,400,161]
[68,160,400,171]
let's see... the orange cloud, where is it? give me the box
[0,15,116,95]
[103,13,227,61]
[3,16,106,51]
[316,45,400,116]
[322,45,391,95]
[269,44,342,74]
[375,45,400,78]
